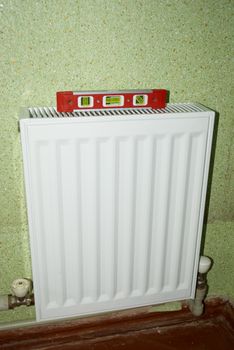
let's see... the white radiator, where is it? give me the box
[20,104,215,322]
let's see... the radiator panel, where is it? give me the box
[20,110,214,321]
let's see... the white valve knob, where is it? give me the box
[199,256,212,274]
[11,278,31,298]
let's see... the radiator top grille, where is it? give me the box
[27,103,210,119]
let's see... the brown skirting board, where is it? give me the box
[0,297,233,350]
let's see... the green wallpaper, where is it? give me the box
[0,0,233,325]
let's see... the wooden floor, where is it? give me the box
[0,298,233,349]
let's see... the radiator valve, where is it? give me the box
[8,278,34,309]
[189,255,212,316]
[11,278,32,298]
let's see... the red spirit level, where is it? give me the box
[56,89,167,112]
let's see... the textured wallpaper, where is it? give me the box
[0,0,233,324]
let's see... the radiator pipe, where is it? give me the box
[0,278,34,311]
[0,295,8,311]
[189,256,212,316]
